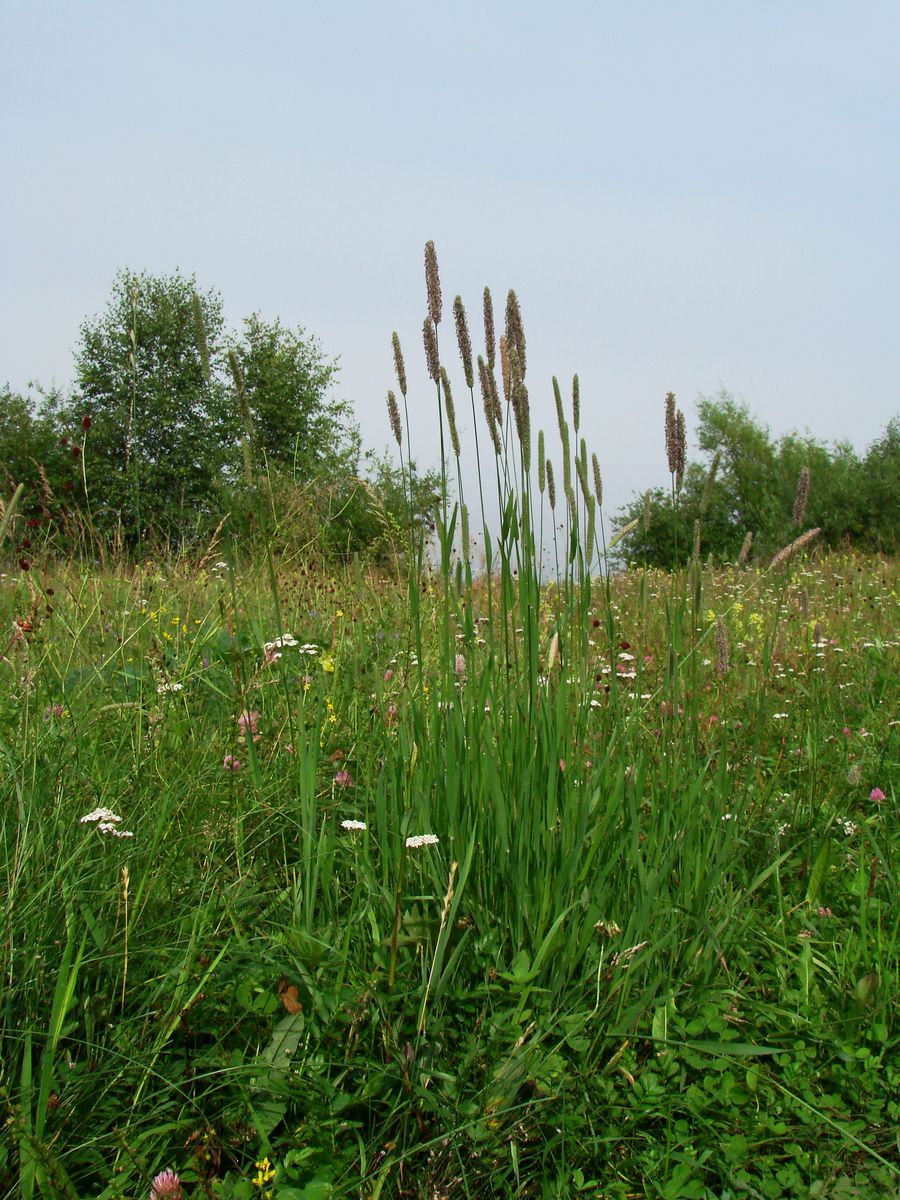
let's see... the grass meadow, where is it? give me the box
[1,264,898,1198]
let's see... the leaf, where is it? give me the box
[278,978,303,1015]
[805,839,831,906]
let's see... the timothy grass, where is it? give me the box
[1,254,898,1198]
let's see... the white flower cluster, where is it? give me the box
[405,834,439,849]
[79,808,134,838]
[156,681,184,694]
[264,633,298,651]
[341,819,367,831]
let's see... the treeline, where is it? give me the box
[1,270,438,561]
[616,392,899,566]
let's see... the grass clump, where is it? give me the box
[0,247,898,1199]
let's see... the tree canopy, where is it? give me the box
[1,269,438,562]
[615,391,899,566]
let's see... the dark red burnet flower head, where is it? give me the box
[82,415,92,430]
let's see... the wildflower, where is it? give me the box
[264,633,298,651]
[773,712,789,720]
[156,681,183,694]
[223,755,242,771]
[841,819,857,836]
[253,1157,277,1189]
[99,823,134,838]
[869,787,886,803]
[341,819,366,831]
[80,807,123,825]
[454,653,466,676]
[405,834,439,849]
[237,709,261,740]
[334,769,353,788]
[320,655,335,673]
[383,668,394,682]
[150,1169,183,1200]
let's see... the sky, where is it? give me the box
[3,1,899,530]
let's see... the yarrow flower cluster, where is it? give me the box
[341,819,366,831]
[80,808,134,838]
[405,834,439,849]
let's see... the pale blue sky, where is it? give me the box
[3,1,898,524]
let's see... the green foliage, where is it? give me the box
[616,391,899,566]
[228,314,350,481]
[74,269,233,540]
[1,272,425,563]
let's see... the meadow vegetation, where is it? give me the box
[1,246,898,1198]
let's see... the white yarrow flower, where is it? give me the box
[405,834,439,849]
[80,807,122,825]
[340,819,367,831]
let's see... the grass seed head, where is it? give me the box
[424,240,442,325]
[423,316,440,383]
[483,286,496,369]
[592,452,603,508]
[665,392,678,475]
[453,295,474,389]
[504,288,526,378]
[793,465,811,527]
[387,390,403,446]
[770,527,821,569]
[392,331,407,397]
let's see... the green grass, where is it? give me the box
[1,261,898,1197]
[1,544,897,1199]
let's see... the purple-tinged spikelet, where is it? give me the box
[489,366,503,428]
[512,374,530,463]
[483,287,496,370]
[693,519,701,562]
[387,390,403,446]
[453,295,474,389]
[504,289,526,379]
[737,530,753,565]
[665,392,678,475]
[675,410,687,491]
[440,368,461,458]
[423,317,440,383]
[392,331,407,397]
[424,241,442,325]
[792,466,810,527]
[799,587,810,621]
[477,355,501,453]
[592,452,603,508]
[499,335,511,405]
[770,527,821,570]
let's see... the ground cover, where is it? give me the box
[1,544,897,1199]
